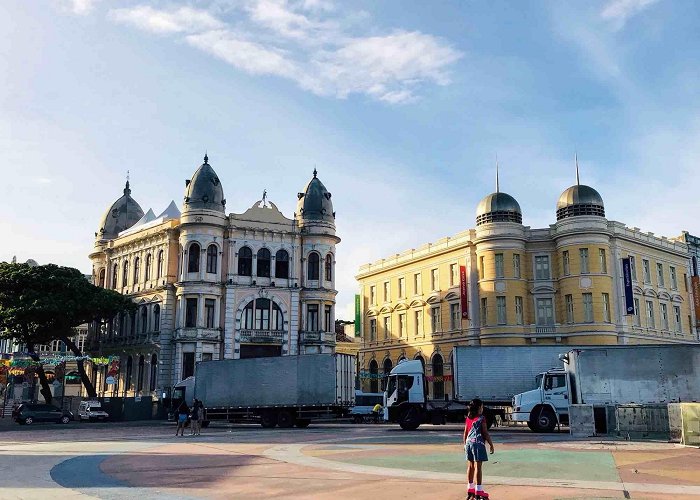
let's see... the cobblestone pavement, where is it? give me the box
[0,422,699,499]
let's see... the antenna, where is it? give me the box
[575,152,580,186]
[496,154,500,193]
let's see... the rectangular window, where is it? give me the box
[563,251,570,276]
[414,310,423,336]
[185,298,197,328]
[657,263,664,287]
[383,316,391,339]
[324,305,332,332]
[515,296,523,325]
[307,304,319,331]
[431,268,439,291]
[565,294,574,323]
[535,256,550,280]
[674,306,682,333]
[398,277,405,298]
[431,306,441,332]
[661,303,669,330]
[684,273,688,292]
[670,266,678,290]
[599,249,607,274]
[629,256,638,281]
[633,298,641,326]
[536,298,554,325]
[583,293,593,322]
[383,281,390,302]
[496,296,506,325]
[495,253,504,278]
[202,353,213,362]
[646,300,655,329]
[399,313,406,337]
[369,319,377,341]
[580,248,589,274]
[480,298,488,326]
[205,299,215,328]
[450,264,458,287]
[255,303,270,330]
[602,293,611,323]
[182,352,195,379]
[414,273,422,295]
[450,303,460,330]
[479,256,485,279]
[370,286,376,306]
[513,254,521,279]
[643,259,651,284]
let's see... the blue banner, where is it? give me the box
[622,257,635,315]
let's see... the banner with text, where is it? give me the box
[622,257,635,315]
[355,294,361,336]
[459,265,469,319]
[692,276,700,326]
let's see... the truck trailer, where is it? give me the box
[384,345,587,430]
[511,345,700,432]
[173,353,355,428]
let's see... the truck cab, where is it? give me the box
[511,367,569,432]
[384,360,428,429]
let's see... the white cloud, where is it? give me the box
[107,2,461,104]
[109,6,225,35]
[34,177,52,184]
[601,0,660,29]
[64,0,98,15]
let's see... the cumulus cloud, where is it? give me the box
[601,0,660,29]
[107,1,461,103]
[60,0,99,15]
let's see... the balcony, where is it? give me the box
[175,328,222,341]
[239,329,285,344]
[531,325,557,335]
[299,331,336,345]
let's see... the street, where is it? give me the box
[0,421,699,499]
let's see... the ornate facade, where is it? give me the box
[88,156,339,399]
[357,174,700,396]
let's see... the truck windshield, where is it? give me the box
[172,387,185,401]
[386,376,397,397]
[535,374,543,388]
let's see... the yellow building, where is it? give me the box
[357,179,699,397]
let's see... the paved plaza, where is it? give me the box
[0,421,699,499]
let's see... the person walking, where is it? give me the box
[175,401,189,437]
[463,398,494,500]
[190,399,202,436]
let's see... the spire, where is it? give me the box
[574,152,580,186]
[204,152,209,165]
[313,167,317,178]
[496,155,500,193]
[124,170,131,195]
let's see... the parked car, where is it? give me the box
[78,401,109,421]
[13,403,73,425]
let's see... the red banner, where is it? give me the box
[460,265,469,319]
[692,276,700,326]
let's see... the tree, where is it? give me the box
[0,263,135,400]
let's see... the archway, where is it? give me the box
[432,353,444,400]
[369,359,379,393]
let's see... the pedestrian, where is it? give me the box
[463,398,494,500]
[190,399,202,436]
[175,401,189,437]
[371,402,383,423]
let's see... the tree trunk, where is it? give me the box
[26,343,53,405]
[60,335,97,398]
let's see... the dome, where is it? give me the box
[183,155,226,213]
[476,192,522,226]
[556,184,605,220]
[96,181,145,240]
[296,169,335,224]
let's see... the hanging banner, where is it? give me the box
[354,294,361,337]
[459,265,469,319]
[622,258,635,315]
[691,276,700,326]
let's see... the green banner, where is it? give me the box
[354,294,361,337]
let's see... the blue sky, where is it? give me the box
[2,0,700,318]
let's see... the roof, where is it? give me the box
[296,169,335,224]
[96,181,145,240]
[556,184,605,220]
[475,192,522,225]
[183,155,226,213]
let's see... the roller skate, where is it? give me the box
[466,488,476,499]
[475,491,489,500]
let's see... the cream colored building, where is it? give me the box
[357,179,699,396]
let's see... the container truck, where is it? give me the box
[384,345,584,430]
[511,345,700,433]
[172,353,355,428]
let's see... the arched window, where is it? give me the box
[432,354,444,400]
[242,298,284,331]
[137,355,145,392]
[308,252,320,280]
[275,250,289,279]
[140,305,148,333]
[122,260,129,287]
[157,250,164,279]
[133,257,140,284]
[325,254,333,281]
[206,244,218,274]
[369,360,379,393]
[188,243,200,273]
[130,310,136,336]
[382,358,393,391]
[257,248,271,277]
[238,247,252,276]
[125,356,133,392]
[145,254,152,281]
[149,354,158,392]
[153,304,160,332]
[112,264,118,289]
[98,269,106,288]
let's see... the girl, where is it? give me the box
[463,398,494,500]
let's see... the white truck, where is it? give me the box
[511,345,700,432]
[384,345,584,430]
[172,353,355,429]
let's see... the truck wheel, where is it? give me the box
[295,419,311,428]
[353,415,364,424]
[530,407,557,433]
[277,410,295,428]
[399,407,421,431]
[260,412,278,428]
